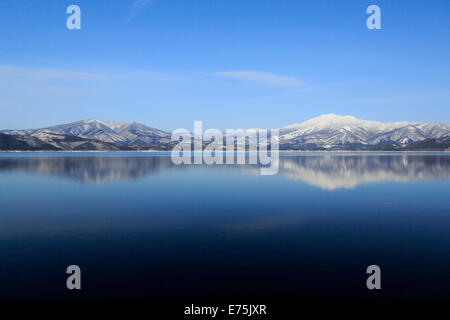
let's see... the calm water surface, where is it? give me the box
[0,152,449,300]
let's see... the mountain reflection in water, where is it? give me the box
[0,153,448,190]
[1,152,450,300]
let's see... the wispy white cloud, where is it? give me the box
[210,70,303,87]
[0,65,104,81]
[0,65,106,96]
[0,65,186,97]
[129,0,152,20]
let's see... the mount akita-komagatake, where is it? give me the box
[1,114,449,151]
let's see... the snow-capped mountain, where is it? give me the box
[2,119,172,146]
[1,115,449,150]
[0,132,131,151]
[278,114,450,148]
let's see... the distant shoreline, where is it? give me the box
[0,150,448,153]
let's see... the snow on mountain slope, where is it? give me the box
[278,114,449,147]
[1,115,449,149]
[0,132,130,151]
[2,120,172,146]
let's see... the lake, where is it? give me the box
[0,152,449,300]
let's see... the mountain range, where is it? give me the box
[278,114,450,149]
[1,114,449,151]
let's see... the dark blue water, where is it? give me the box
[0,152,449,300]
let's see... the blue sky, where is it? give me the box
[0,0,449,130]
